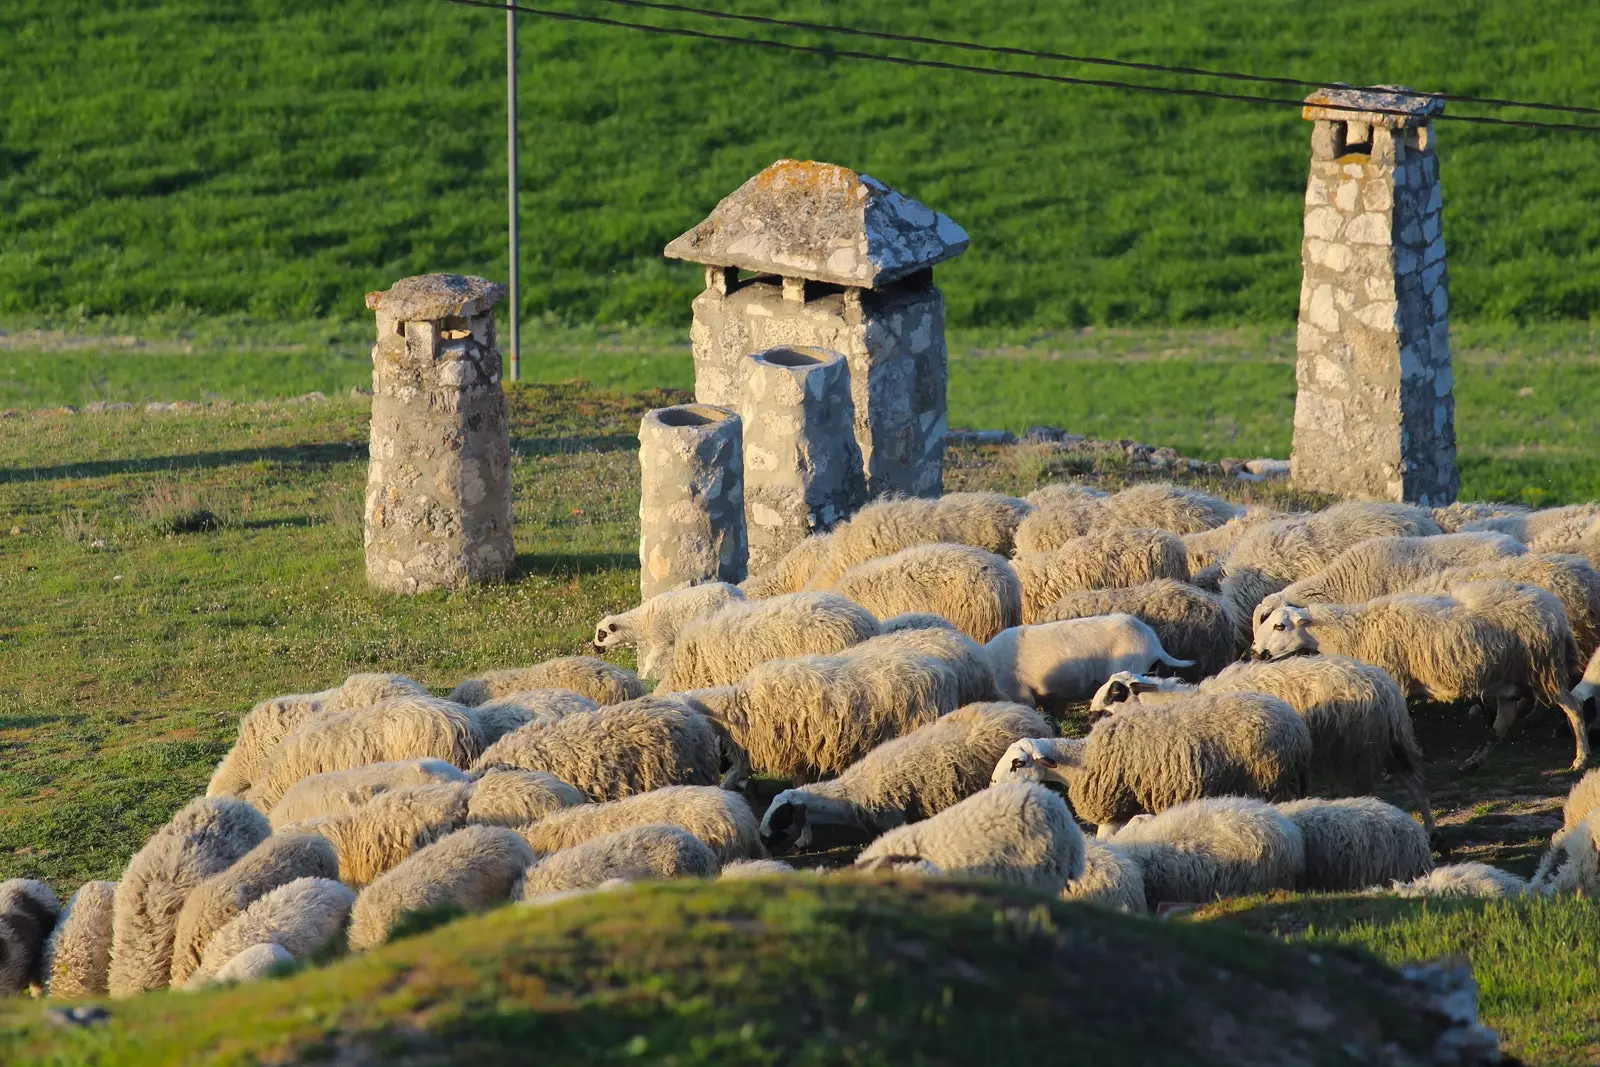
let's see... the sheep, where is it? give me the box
[192,876,357,985]
[1036,579,1236,676]
[348,826,535,951]
[1251,532,1528,632]
[168,832,340,986]
[42,880,116,998]
[1063,841,1147,913]
[698,636,964,783]
[854,619,997,704]
[1015,528,1191,622]
[521,786,761,864]
[519,824,719,898]
[1461,502,1600,548]
[1561,769,1600,833]
[1181,507,1292,574]
[291,781,473,887]
[1110,797,1306,908]
[719,859,796,879]
[1531,815,1600,896]
[1390,863,1526,899]
[206,672,428,798]
[1276,797,1432,892]
[1405,552,1600,663]
[983,614,1194,713]
[853,782,1085,893]
[251,695,483,810]
[829,543,1022,643]
[109,796,271,997]
[207,942,295,986]
[1253,578,1590,771]
[656,592,880,693]
[472,695,722,801]
[466,768,589,827]
[0,879,60,996]
[469,690,601,746]
[740,533,839,599]
[760,702,1051,852]
[1014,482,1239,557]
[993,692,1312,828]
[267,758,471,830]
[450,657,645,708]
[1432,501,1528,534]
[593,582,747,679]
[802,492,1035,591]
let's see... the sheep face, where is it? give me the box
[1252,606,1319,661]
[760,791,812,853]
[1087,672,1168,720]
[1253,591,1290,633]
[990,738,1079,790]
[592,615,629,653]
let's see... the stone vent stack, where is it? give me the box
[637,403,747,598]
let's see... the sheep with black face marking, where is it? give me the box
[521,786,760,863]
[828,543,1022,643]
[468,690,601,747]
[450,657,645,708]
[109,796,271,996]
[983,615,1193,714]
[1276,797,1432,891]
[472,695,723,800]
[760,702,1051,853]
[190,877,357,987]
[43,880,116,998]
[0,879,60,996]
[992,691,1311,830]
[348,825,535,951]
[207,673,428,798]
[592,582,747,680]
[1037,579,1236,676]
[1531,815,1600,897]
[1014,482,1239,557]
[251,695,483,810]
[1063,840,1147,913]
[267,758,470,830]
[1391,863,1526,899]
[1253,579,1589,771]
[1110,796,1305,907]
[169,832,339,986]
[519,824,718,899]
[854,782,1085,893]
[1090,656,1433,836]
[1405,552,1600,663]
[655,592,880,694]
[1015,528,1191,623]
[856,617,997,704]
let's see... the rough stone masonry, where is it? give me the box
[363,273,515,594]
[636,403,748,598]
[1291,87,1458,506]
[665,159,968,499]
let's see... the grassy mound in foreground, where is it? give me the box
[0,878,1461,1067]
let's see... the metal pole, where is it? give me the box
[506,5,520,383]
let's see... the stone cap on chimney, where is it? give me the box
[365,273,507,321]
[664,159,969,289]
[1302,86,1445,128]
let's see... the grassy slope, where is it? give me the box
[2,1,1599,327]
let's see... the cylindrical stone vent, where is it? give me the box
[739,345,867,573]
[362,273,516,594]
[637,403,748,599]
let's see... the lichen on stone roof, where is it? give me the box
[663,159,969,289]
[1302,86,1444,128]
[365,274,507,320]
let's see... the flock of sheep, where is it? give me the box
[8,481,1600,1000]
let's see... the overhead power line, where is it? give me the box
[441,0,1600,134]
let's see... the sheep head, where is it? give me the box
[760,790,812,853]
[592,613,630,653]
[1253,590,1291,633]
[1252,605,1318,661]
[990,737,1082,791]
[1087,672,1170,720]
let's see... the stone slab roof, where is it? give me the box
[365,274,506,320]
[1302,86,1444,128]
[664,159,969,289]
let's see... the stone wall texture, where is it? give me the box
[1290,99,1458,507]
[364,275,515,594]
[692,274,946,498]
[739,346,867,572]
[636,403,747,598]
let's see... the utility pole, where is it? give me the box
[506,5,520,382]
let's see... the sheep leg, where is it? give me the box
[1459,693,1523,771]
[1556,689,1591,772]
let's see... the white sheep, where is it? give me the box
[1462,502,1600,547]
[0,879,60,996]
[1014,482,1239,557]
[206,942,295,986]
[469,689,602,746]
[1181,507,1292,575]
[854,782,1085,893]
[853,619,997,704]
[1111,796,1306,907]
[829,543,1022,643]
[759,702,1051,852]
[1390,863,1526,899]
[471,695,724,800]
[1531,814,1600,896]
[291,781,474,887]
[1064,841,1147,913]
[1561,768,1600,833]
[191,877,357,987]
[1014,527,1191,622]
[656,592,880,693]
[1277,797,1433,891]
[1406,552,1600,664]
[593,582,747,679]
[1431,501,1528,534]
[521,786,762,863]
[1253,578,1589,771]
[449,656,645,708]
[42,880,116,998]
[1036,578,1236,676]
[267,758,470,830]
[465,768,589,827]
[983,614,1193,713]
[348,825,535,951]
[993,691,1311,829]
[519,824,719,898]
[719,859,797,879]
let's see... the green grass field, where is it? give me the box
[2,0,1598,328]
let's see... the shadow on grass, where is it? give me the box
[512,435,637,456]
[515,551,634,578]
[0,443,367,483]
